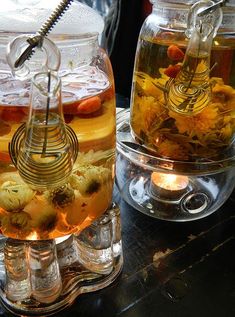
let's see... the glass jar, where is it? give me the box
[0,1,116,240]
[130,0,235,162]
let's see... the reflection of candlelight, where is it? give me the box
[150,172,189,200]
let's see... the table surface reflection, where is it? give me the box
[1,187,235,317]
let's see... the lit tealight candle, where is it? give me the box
[150,172,189,200]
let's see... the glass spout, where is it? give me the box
[167,0,223,115]
[15,71,78,190]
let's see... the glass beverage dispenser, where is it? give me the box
[0,1,122,315]
[116,0,235,220]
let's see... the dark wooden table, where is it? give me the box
[1,188,234,317]
[58,188,235,316]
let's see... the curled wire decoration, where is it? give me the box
[165,79,211,114]
[8,123,25,168]
[9,123,79,190]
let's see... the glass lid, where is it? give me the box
[0,0,104,35]
[150,0,235,5]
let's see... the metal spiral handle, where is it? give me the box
[38,0,74,37]
[14,0,74,68]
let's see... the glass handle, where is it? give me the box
[186,0,223,39]
[6,35,61,80]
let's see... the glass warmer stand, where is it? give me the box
[116,110,235,222]
[0,202,123,316]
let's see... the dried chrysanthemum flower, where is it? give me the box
[0,181,35,211]
[157,139,189,161]
[1,211,32,238]
[69,165,111,196]
[212,83,235,103]
[169,104,218,136]
[75,149,111,165]
[46,184,75,208]
[24,198,58,234]
[0,172,25,185]
[69,174,101,196]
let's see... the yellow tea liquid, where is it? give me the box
[0,72,116,240]
[130,34,235,161]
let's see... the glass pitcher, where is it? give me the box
[0,0,116,240]
[130,0,235,162]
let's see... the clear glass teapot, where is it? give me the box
[0,0,116,240]
[130,0,235,162]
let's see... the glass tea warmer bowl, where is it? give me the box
[0,0,122,315]
[116,0,235,221]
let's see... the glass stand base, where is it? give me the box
[116,110,235,221]
[0,203,123,316]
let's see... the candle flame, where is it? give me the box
[151,172,188,191]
